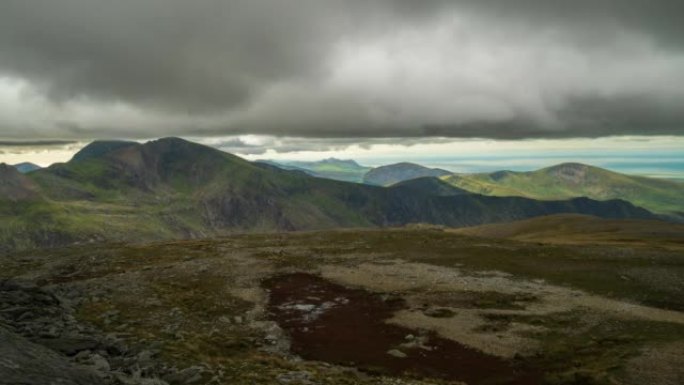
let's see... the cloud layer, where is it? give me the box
[0,0,683,140]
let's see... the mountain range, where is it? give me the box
[0,137,658,251]
[441,163,684,218]
[264,158,684,219]
[256,158,370,183]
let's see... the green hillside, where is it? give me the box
[363,162,451,186]
[455,214,684,249]
[0,139,658,251]
[390,177,470,197]
[442,163,684,217]
[259,158,370,183]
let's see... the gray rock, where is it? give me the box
[423,307,456,318]
[387,349,408,358]
[73,349,92,360]
[163,366,203,385]
[39,325,60,338]
[136,350,155,367]
[38,336,101,355]
[115,371,170,385]
[277,371,313,384]
[0,326,105,385]
[264,334,278,344]
[0,279,38,292]
[89,354,111,372]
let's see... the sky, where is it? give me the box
[0,1,683,176]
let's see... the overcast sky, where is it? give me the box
[0,1,683,170]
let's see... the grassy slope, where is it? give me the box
[363,162,450,186]
[266,159,371,183]
[453,214,684,250]
[0,140,380,250]
[442,163,684,215]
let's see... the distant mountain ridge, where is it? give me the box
[0,138,659,252]
[363,162,451,186]
[442,162,684,217]
[390,177,470,197]
[12,162,42,174]
[257,158,370,183]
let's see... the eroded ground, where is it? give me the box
[1,228,683,385]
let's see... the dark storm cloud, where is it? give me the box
[0,140,76,147]
[0,0,342,110]
[0,0,683,140]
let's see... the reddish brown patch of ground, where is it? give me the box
[263,273,540,385]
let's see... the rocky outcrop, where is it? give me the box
[0,326,104,385]
[0,279,205,385]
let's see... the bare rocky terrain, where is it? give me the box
[1,228,683,385]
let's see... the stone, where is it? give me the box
[39,325,60,338]
[89,354,111,372]
[423,307,456,318]
[387,349,408,358]
[0,326,105,385]
[264,333,280,345]
[277,371,313,384]
[73,350,92,362]
[163,366,203,385]
[136,350,155,367]
[38,336,100,356]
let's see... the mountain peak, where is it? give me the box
[320,158,362,167]
[540,162,603,183]
[13,162,42,174]
[364,162,451,186]
[71,140,138,162]
[148,137,193,146]
[543,163,596,172]
[140,137,248,164]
